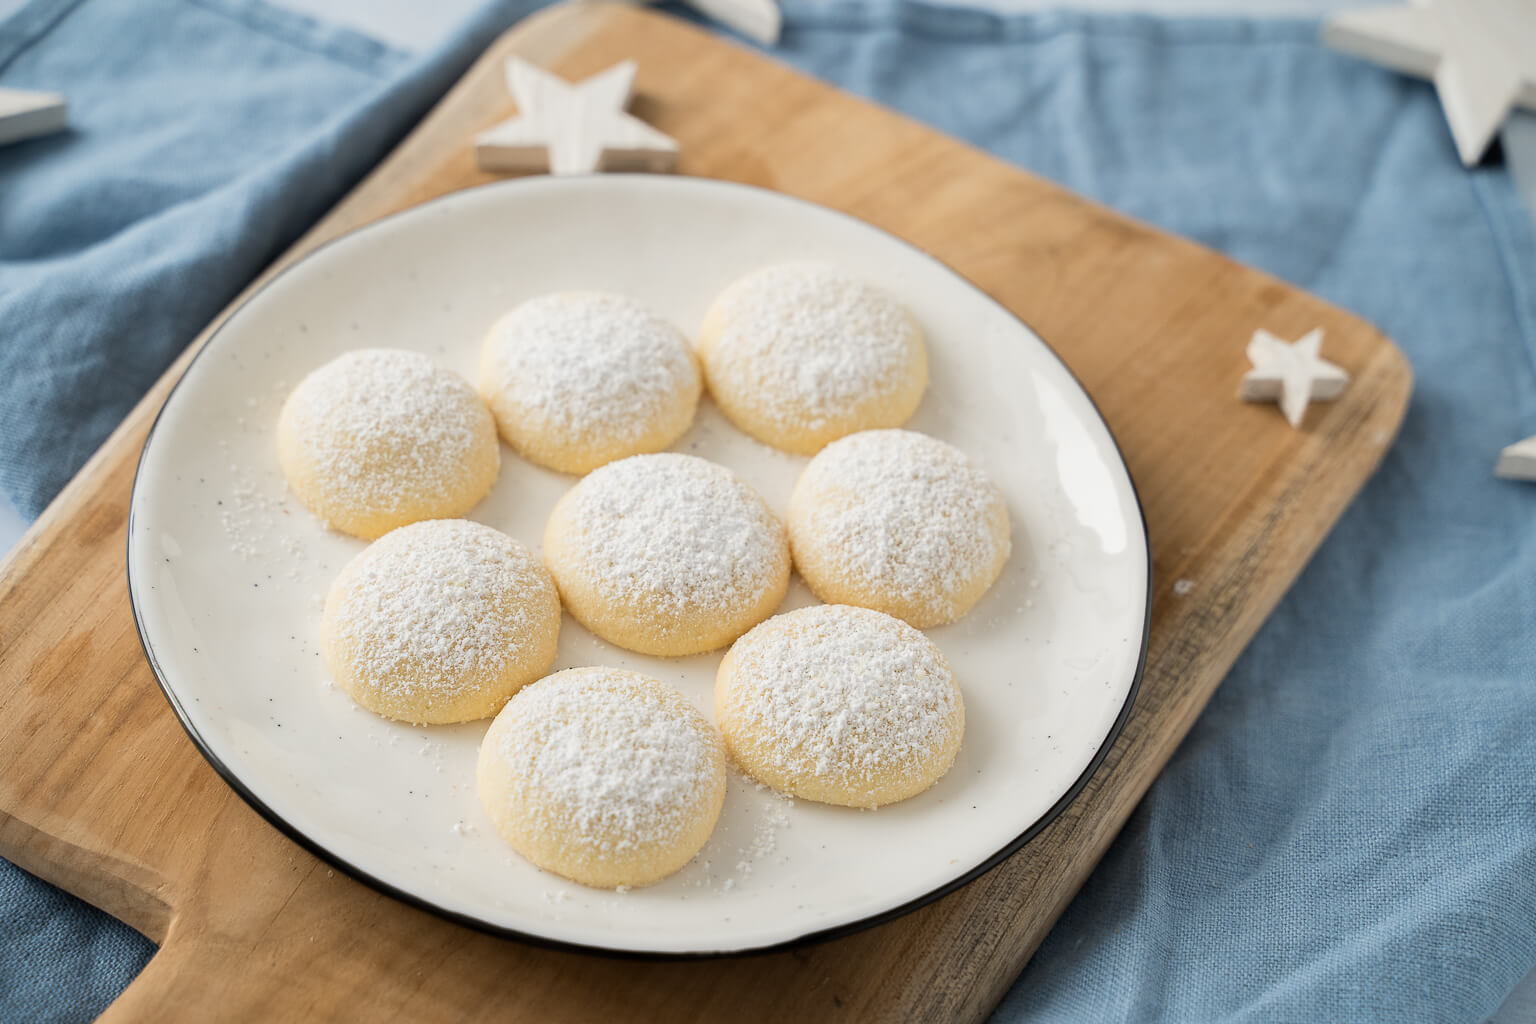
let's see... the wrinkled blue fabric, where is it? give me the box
[4,0,1535,1020]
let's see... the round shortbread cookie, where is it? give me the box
[543,453,790,657]
[696,263,928,454]
[478,667,728,889]
[278,349,499,539]
[788,429,1011,628]
[322,519,560,724]
[478,293,701,474]
[715,604,964,808]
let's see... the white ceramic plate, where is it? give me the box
[128,176,1149,956]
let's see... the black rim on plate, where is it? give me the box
[125,175,1154,960]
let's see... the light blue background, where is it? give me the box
[2,0,1534,1020]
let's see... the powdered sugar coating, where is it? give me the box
[478,667,727,888]
[697,263,927,454]
[788,429,1011,628]
[716,605,964,808]
[278,348,498,539]
[544,453,790,656]
[322,519,560,724]
[478,293,700,473]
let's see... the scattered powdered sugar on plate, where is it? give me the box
[220,473,290,561]
[481,292,697,443]
[418,739,447,774]
[211,387,316,571]
[219,475,316,580]
[685,782,794,893]
[706,263,921,431]
[563,453,785,619]
[734,784,793,877]
[793,429,1010,624]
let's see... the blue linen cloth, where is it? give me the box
[3,0,1535,1021]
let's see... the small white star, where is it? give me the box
[1324,0,1536,166]
[475,59,678,177]
[1238,328,1350,428]
[1495,436,1536,481]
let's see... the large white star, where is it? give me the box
[1238,328,1351,428]
[475,59,678,177]
[1324,0,1536,166]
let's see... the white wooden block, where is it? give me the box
[0,88,67,147]
[678,0,781,45]
[1238,327,1350,428]
[605,0,782,45]
[1495,436,1536,481]
[475,59,678,176]
[1323,0,1536,166]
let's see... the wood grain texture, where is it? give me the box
[0,5,1411,1021]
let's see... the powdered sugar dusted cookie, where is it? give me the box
[278,349,499,539]
[696,263,927,454]
[716,605,964,808]
[478,667,728,889]
[543,453,790,656]
[788,429,1011,627]
[322,519,560,724]
[479,293,701,474]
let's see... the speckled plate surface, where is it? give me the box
[127,176,1150,956]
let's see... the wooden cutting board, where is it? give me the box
[0,4,1411,1021]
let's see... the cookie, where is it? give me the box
[321,519,559,724]
[478,667,727,889]
[479,293,700,474]
[543,453,790,656]
[716,604,964,808]
[787,429,1011,627]
[696,263,927,454]
[278,349,498,539]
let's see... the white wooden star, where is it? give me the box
[1495,436,1536,481]
[1323,0,1536,166]
[0,88,67,147]
[1238,328,1350,428]
[475,59,678,176]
